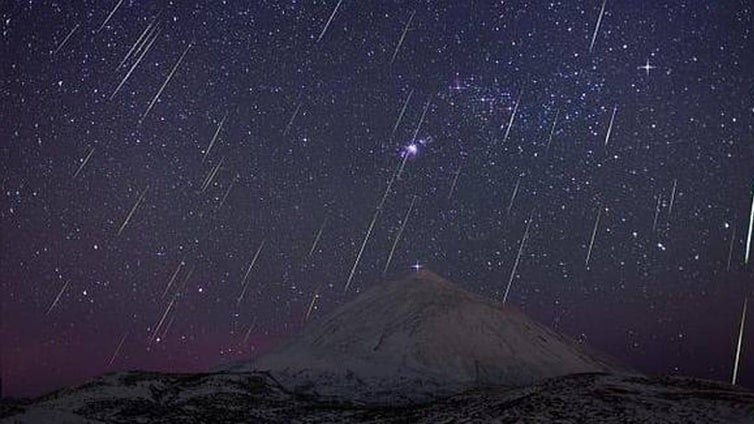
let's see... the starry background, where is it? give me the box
[2,0,753,398]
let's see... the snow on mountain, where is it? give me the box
[4,371,754,423]
[238,269,624,402]
[4,270,753,422]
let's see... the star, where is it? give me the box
[411,260,423,272]
[449,77,467,92]
[638,58,657,76]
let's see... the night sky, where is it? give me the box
[2,0,753,398]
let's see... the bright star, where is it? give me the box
[638,58,656,76]
[411,260,423,272]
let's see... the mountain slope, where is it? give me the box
[240,270,623,402]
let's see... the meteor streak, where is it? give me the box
[503,210,534,304]
[53,23,79,54]
[118,185,149,236]
[545,108,560,153]
[746,190,754,264]
[203,112,228,162]
[392,89,414,137]
[379,159,403,210]
[448,164,462,200]
[237,240,265,304]
[46,280,70,315]
[176,265,194,296]
[160,315,176,340]
[410,96,432,144]
[162,260,184,299]
[345,207,379,293]
[390,9,415,65]
[283,101,303,136]
[652,194,662,233]
[305,292,319,322]
[108,332,128,366]
[97,0,124,33]
[115,19,156,71]
[383,195,418,275]
[500,88,523,145]
[72,147,95,179]
[218,173,239,209]
[589,0,607,53]
[242,318,257,345]
[201,157,225,192]
[732,297,748,385]
[395,148,412,181]
[507,176,521,215]
[668,179,678,215]
[140,43,192,123]
[129,21,160,62]
[110,25,161,100]
[603,105,617,147]
[316,0,343,43]
[395,97,430,180]
[727,226,736,272]
[345,161,406,292]
[308,217,327,257]
[585,208,601,268]
[150,297,176,342]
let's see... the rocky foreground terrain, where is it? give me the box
[2,370,753,423]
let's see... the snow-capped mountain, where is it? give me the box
[236,269,624,402]
[4,270,753,423]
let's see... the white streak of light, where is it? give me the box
[732,297,748,385]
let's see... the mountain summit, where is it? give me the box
[240,269,622,402]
